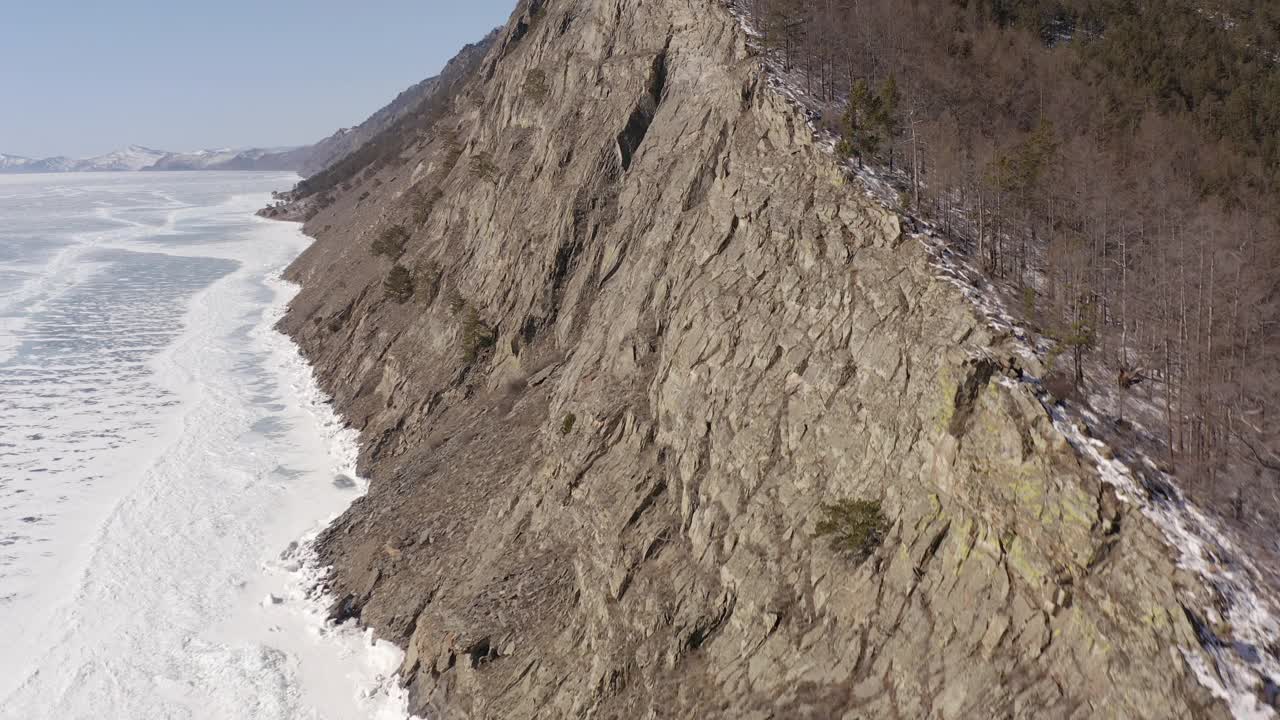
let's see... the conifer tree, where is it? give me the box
[879,74,901,170]
[837,79,883,164]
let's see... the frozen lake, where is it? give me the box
[0,172,409,719]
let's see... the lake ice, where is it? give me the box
[0,172,409,720]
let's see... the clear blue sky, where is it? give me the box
[1,0,514,158]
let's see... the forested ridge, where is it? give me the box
[738,0,1280,529]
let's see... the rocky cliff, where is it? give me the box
[277,0,1248,717]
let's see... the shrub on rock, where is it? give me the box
[384,264,414,303]
[460,308,495,362]
[371,224,410,259]
[815,498,888,562]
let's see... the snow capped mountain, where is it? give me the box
[74,145,170,172]
[0,146,168,173]
[0,153,34,170]
[0,145,305,173]
[148,148,244,170]
[146,146,306,171]
[28,157,77,172]
[0,154,76,173]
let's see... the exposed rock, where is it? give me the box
[276,0,1233,717]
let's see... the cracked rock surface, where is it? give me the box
[278,0,1232,716]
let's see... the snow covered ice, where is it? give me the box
[0,172,414,720]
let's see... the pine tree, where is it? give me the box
[879,74,901,170]
[837,79,883,164]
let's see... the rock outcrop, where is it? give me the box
[277,0,1237,716]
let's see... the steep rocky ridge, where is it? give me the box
[277,0,1256,716]
[291,31,498,178]
[294,32,500,189]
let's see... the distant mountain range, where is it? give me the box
[3,64,474,178]
[4,31,501,179]
[0,145,308,174]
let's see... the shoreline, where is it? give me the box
[223,250,415,719]
[0,176,413,718]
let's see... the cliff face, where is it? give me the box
[278,0,1234,717]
